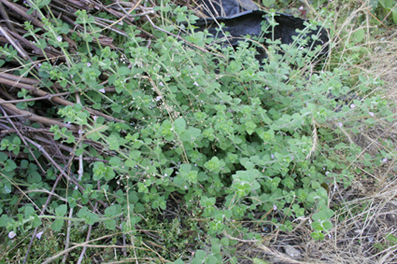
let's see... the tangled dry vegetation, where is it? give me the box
[1,0,397,263]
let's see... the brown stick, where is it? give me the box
[0,97,76,130]
[0,0,44,28]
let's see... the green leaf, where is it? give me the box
[201,196,216,207]
[104,167,115,181]
[24,206,35,219]
[392,9,397,24]
[204,157,220,172]
[4,160,16,172]
[51,219,64,232]
[311,221,323,231]
[174,118,186,134]
[77,207,99,225]
[211,238,221,253]
[55,204,67,216]
[322,220,333,230]
[104,219,117,230]
[109,157,121,167]
[129,150,141,160]
[33,215,42,228]
[194,250,206,261]
[311,231,324,240]
[105,205,118,216]
[352,28,365,44]
[0,214,11,227]
[221,237,229,246]
[262,0,275,7]
[108,134,120,151]
[117,66,130,76]
[253,258,270,264]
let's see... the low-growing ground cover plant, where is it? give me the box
[0,0,396,263]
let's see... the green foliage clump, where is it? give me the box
[0,0,392,262]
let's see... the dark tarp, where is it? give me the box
[192,0,329,60]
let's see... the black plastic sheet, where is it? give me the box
[192,8,329,59]
[198,0,258,17]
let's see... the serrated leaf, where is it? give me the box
[4,160,16,172]
[117,66,130,76]
[105,205,118,216]
[262,0,275,7]
[33,215,42,228]
[322,220,333,230]
[108,134,120,151]
[201,196,216,207]
[51,219,64,232]
[174,118,186,134]
[311,221,323,231]
[392,9,397,24]
[109,157,121,167]
[221,237,229,246]
[55,204,67,216]
[129,150,141,160]
[24,206,35,218]
[104,219,117,230]
[0,215,11,227]
[194,250,206,260]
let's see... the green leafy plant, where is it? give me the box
[0,0,393,262]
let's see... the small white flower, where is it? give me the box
[265,87,269,90]
[99,88,105,93]
[326,171,330,175]
[271,154,275,159]
[155,96,162,101]
[369,112,374,117]
[87,62,91,67]
[382,158,388,163]
[8,231,16,239]
[299,6,304,10]
[57,36,62,42]
[193,81,199,86]
[159,82,164,86]
[36,231,43,240]
[273,204,277,210]
[338,123,343,127]
[350,104,356,108]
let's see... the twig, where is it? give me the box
[0,0,44,28]
[63,91,85,263]
[0,25,28,60]
[0,73,125,122]
[0,97,76,130]
[0,92,71,104]
[144,14,224,58]
[0,2,16,32]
